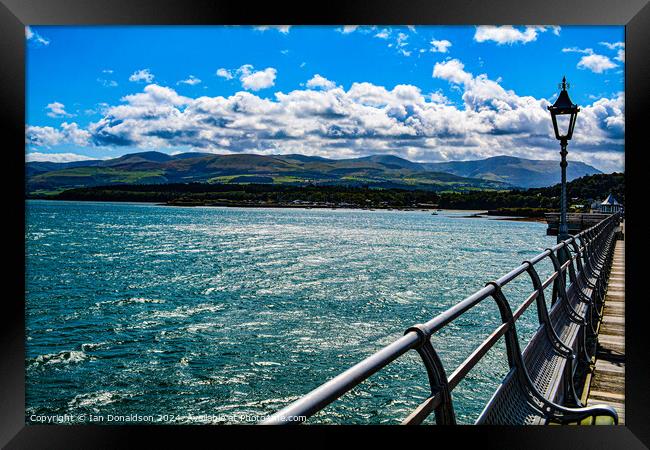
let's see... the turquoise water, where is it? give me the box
[26,200,557,424]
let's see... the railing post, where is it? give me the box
[404,324,456,425]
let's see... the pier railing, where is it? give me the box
[261,212,622,425]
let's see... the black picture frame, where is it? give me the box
[2,0,648,447]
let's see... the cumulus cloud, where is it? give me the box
[374,29,390,39]
[178,75,202,85]
[563,47,618,73]
[615,49,625,62]
[129,69,155,83]
[26,152,97,163]
[337,25,359,34]
[474,26,558,45]
[25,26,50,46]
[432,59,473,85]
[216,68,234,80]
[46,102,74,118]
[578,54,618,73]
[430,39,452,53]
[306,74,336,90]
[237,65,277,91]
[25,64,624,172]
[27,122,91,147]
[121,84,190,106]
[254,25,291,33]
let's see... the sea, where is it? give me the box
[25,200,557,424]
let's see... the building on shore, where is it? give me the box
[592,193,623,214]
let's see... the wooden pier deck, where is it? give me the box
[584,224,625,424]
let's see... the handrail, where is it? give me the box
[261,212,621,425]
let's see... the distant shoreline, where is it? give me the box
[26,198,547,222]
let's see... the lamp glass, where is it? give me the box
[555,113,572,138]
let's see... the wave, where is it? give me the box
[252,361,281,367]
[96,297,166,307]
[150,303,224,320]
[81,342,106,352]
[68,391,135,409]
[30,350,90,367]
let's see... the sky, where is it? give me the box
[25,25,624,172]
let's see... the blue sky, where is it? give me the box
[25,25,624,172]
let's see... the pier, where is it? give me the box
[262,213,623,425]
[583,222,625,423]
[545,212,612,236]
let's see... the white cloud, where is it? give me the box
[374,29,390,39]
[600,41,624,50]
[430,39,452,53]
[254,25,291,33]
[432,59,473,85]
[615,49,625,62]
[337,25,359,34]
[121,84,189,106]
[562,47,593,54]
[129,69,155,83]
[46,102,74,118]
[178,75,202,85]
[27,122,90,147]
[216,68,234,80]
[372,28,416,57]
[25,26,50,46]
[474,26,556,45]
[306,74,336,90]
[563,47,618,73]
[237,65,277,91]
[26,152,97,163]
[25,67,624,173]
[97,78,118,87]
[396,32,408,47]
[599,42,625,63]
[577,54,617,73]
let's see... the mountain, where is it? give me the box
[26,151,603,194]
[26,151,508,194]
[422,155,601,188]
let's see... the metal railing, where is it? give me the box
[261,212,622,425]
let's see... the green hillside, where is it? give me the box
[27,152,509,194]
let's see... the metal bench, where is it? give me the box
[477,220,618,424]
[262,213,622,425]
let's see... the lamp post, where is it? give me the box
[548,76,580,243]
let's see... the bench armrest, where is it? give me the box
[547,403,619,425]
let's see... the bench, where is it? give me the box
[476,216,619,424]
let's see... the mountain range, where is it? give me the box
[423,156,602,188]
[26,151,602,194]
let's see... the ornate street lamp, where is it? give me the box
[548,76,580,243]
